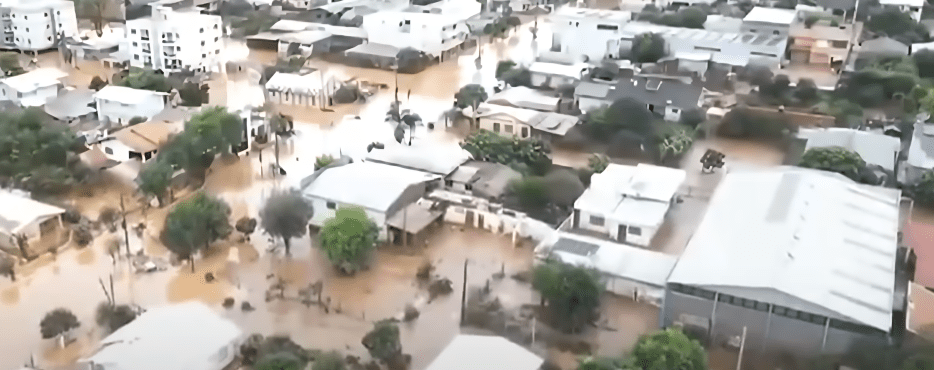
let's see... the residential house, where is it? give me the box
[620,22,788,68]
[94,85,169,127]
[878,0,923,22]
[360,11,471,61]
[365,142,471,177]
[0,0,78,52]
[741,7,797,38]
[406,0,482,22]
[126,0,224,73]
[265,70,328,108]
[0,67,68,107]
[96,118,182,163]
[703,15,743,33]
[423,189,530,238]
[251,20,367,54]
[568,163,686,247]
[574,75,703,121]
[528,61,590,89]
[300,161,442,241]
[464,103,580,142]
[0,190,65,255]
[548,8,633,62]
[854,37,909,67]
[445,160,522,201]
[43,87,96,124]
[788,10,860,70]
[905,221,934,291]
[901,122,934,184]
[796,128,902,172]
[810,0,857,18]
[663,167,906,358]
[486,86,562,112]
[81,302,244,370]
[490,0,549,13]
[535,232,678,304]
[425,335,543,370]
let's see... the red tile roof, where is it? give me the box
[908,221,934,288]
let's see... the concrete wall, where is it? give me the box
[477,116,533,139]
[573,208,657,247]
[530,73,578,89]
[550,16,630,62]
[96,95,166,126]
[740,21,790,38]
[0,82,59,107]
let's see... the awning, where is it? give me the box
[386,203,442,234]
[907,282,934,342]
[345,43,399,59]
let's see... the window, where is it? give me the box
[670,108,679,114]
[104,147,114,155]
[504,124,513,133]
[216,49,220,54]
[199,28,204,33]
[831,40,848,48]
[24,28,28,32]
[444,179,454,187]
[452,207,465,213]
[214,37,219,42]
[589,215,605,226]
[742,299,756,309]
[596,24,618,31]
[46,25,49,29]
[213,24,219,29]
[493,122,500,132]
[131,29,137,34]
[755,302,769,312]
[465,183,473,191]
[43,12,47,17]
[202,54,206,58]
[628,226,642,235]
[326,202,336,209]
[132,42,138,47]
[47,36,51,41]
[772,30,780,35]
[201,41,205,46]
[134,54,139,60]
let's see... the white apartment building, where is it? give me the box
[0,0,77,52]
[361,11,471,60]
[548,7,633,62]
[126,1,223,73]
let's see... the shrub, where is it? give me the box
[717,107,790,139]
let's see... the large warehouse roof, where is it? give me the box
[667,167,901,332]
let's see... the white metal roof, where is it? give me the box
[487,87,560,112]
[265,71,321,95]
[365,142,471,175]
[1,68,67,93]
[908,122,934,169]
[797,128,902,171]
[94,85,167,104]
[271,19,312,32]
[425,335,543,370]
[667,167,901,332]
[0,191,65,234]
[879,0,924,7]
[528,62,589,79]
[574,164,686,228]
[550,232,678,287]
[302,162,440,212]
[742,7,797,25]
[84,302,243,370]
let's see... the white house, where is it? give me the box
[620,22,789,68]
[81,302,244,370]
[425,335,543,370]
[94,85,169,127]
[464,103,580,142]
[1,0,78,52]
[360,11,471,60]
[0,190,65,254]
[406,0,482,22]
[487,86,562,112]
[300,161,441,241]
[0,67,68,107]
[528,61,590,89]
[548,7,633,62]
[796,128,902,171]
[126,1,224,73]
[878,0,924,22]
[537,232,678,303]
[570,163,686,247]
[97,119,181,163]
[265,70,327,108]
[741,7,797,38]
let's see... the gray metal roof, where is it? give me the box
[365,142,471,176]
[860,37,910,57]
[606,76,703,110]
[302,162,440,212]
[667,167,901,332]
[44,89,96,120]
[456,161,522,200]
[552,237,600,256]
[425,335,542,370]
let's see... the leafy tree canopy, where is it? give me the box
[908,170,934,207]
[315,154,335,170]
[587,98,655,140]
[460,130,552,176]
[797,147,866,181]
[312,351,347,370]
[0,108,82,193]
[587,153,609,174]
[255,351,304,370]
[628,328,708,370]
[184,106,244,156]
[319,207,379,275]
[532,260,602,331]
[866,8,929,45]
[136,160,174,206]
[455,84,488,109]
[95,303,137,333]
[510,176,549,209]
[233,9,278,36]
[0,52,24,76]
[543,169,585,208]
[164,192,232,266]
[117,67,173,93]
[362,319,402,362]
[260,189,314,254]
[632,33,666,63]
[40,308,80,339]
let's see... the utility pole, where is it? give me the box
[120,195,130,256]
[459,259,468,326]
[736,326,748,370]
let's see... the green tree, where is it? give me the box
[460,130,552,176]
[233,9,277,36]
[914,49,934,79]
[89,75,108,91]
[679,108,706,129]
[164,192,232,272]
[867,8,929,44]
[0,108,81,194]
[178,83,205,107]
[587,153,609,173]
[73,0,109,36]
[496,60,517,79]
[315,155,335,170]
[909,170,934,207]
[117,68,173,93]
[794,78,819,103]
[95,303,137,333]
[632,33,665,63]
[588,97,655,139]
[319,207,379,275]
[40,308,80,340]
[0,52,24,76]
[136,160,173,206]
[260,189,313,255]
[920,88,934,115]
[255,352,304,370]
[501,67,533,88]
[797,147,866,181]
[678,7,707,28]
[128,116,148,126]
[361,319,402,363]
[543,169,585,208]
[455,84,488,127]
[627,328,707,370]
[578,357,633,370]
[313,352,347,370]
[510,176,549,209]
[185,107,244,155]
[900,354,934,370]
[532,261,602,332]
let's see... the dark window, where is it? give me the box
[133,42,137,46]
[810,314,827,325]
[444,179,453,187]
[773,306,787,315]
[131,29,136,34]
[697,289,715,300]
[755,302,769,312]
[202,54,206,58]
[717,294,730,303]
[201,41,205,46]
[199,28,204,33]
[730,296,742,306]
[589,215,605,226]
[134,54,139,60]
[695,46,721,52]
[628,226,642,235]
[772,30,780,35]
[465,183,473,191]
[743,299,756,309]
[596,24,618,31]
[326,202,336,209]
[104,147,114,155]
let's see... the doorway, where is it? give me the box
[465,210,475,227]
[617,224,627,243]
[477,213,485,229]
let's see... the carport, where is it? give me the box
[344,42,400,69]
[386,202,443,247]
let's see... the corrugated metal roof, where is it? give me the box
[550,232,678,287]
[667,167,901,332]
[797,128,902,171]
[425,335,542,370]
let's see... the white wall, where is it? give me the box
[529,72,578,89]
[0,82,60,107]
[477,116,533,139]
[881,4,922,21]
[126,7,223,73]
[575,208,656,247]
[96,95,166,127]
[8,1,77,51]
[307,196,390,241]
[664,105,683,122]
[550,15,630,62]
[740,21,790,38]
[362,14,469,57]
[98,140,134,162]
